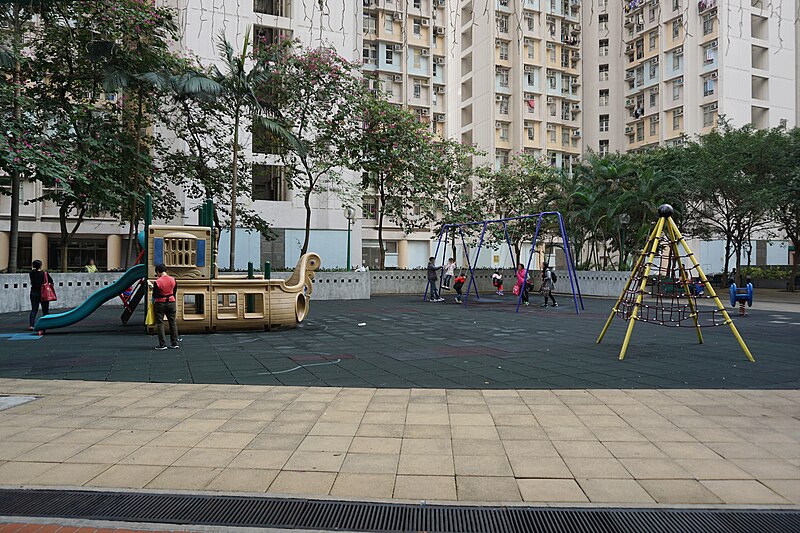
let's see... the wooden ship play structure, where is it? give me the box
[35,194,320,333]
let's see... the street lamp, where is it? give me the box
[619,213,630,271]
[345,207,356,270]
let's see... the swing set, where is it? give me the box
[423,211,584,315]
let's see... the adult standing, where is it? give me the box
[540,261,558,307]
[515,263,530,306]
[149,263,179,350]
[28,260,53,331]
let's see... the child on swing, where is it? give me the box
[492,269,504,296]
[453,272,467,303]
[443,257,456,290]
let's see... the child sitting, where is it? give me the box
[492,269,504,296]
[443,258,456,290]
[453,273,467,303]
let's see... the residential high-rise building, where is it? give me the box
[454,0,583,172]
[582,0,797,153]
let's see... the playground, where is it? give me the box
[0,294,797,389]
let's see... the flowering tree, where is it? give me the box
[254,42,365,255]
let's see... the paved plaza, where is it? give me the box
[0,294,798,516]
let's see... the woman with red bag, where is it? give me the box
[514,263,530,306]
[29,260,54,331]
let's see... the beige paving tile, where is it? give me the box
[401,438,452,455]
[27,463,109,487]
[639,479,723,504]
[495,426,547,440]
[331,473,395,498]
[449,413,497,426]
[118,446,189,466]
[228,449,294,470]
[89,465,166,489]
[706,441,779,459]
[16,443,88,463]
[456,476,521,502]
[99,429,162,446]
[169,418,226,433]
[517,478,588,503]
[508,456,572,478]
[406,412,450,426]
[675,458,752,480]
[296,435,353,453]
[0,441,44,461]
[491,415,539,427]
[655,441,721,459]
[268,471,336,496]
[147,431,208,448]
[398,454,454,476]
[394,475,456,500]
[403,424,452,439]
[262,421,316,435]
[146,466,222,490]
[564,457,632,479]
[730,458,800,479]
[348,437,402,455]
[604,441,667,459]
[454,455,513,477]
[701,480,788,504]
[206,468,278,492]
[216,419,272,434]
[762,480,800,504]
[362,412,407,425]
[50,429,117,445]
[246,434,304,451]
[619,458,692,479]
[357,424,404,438]
[452,439,506,456]
[5,427,71,442]
[502,439,560,458]
[284,451,346,472]
[64,444,138,464]
[541,425,597,441]
[552,440,613,458]
[339,453,399,475]
[308,422,359,437]
[578,478,655,503]
[207,399,254,410]
[195,432,256,450]
[591,427,648,442]
[172,447,239,468]
[0,461,56,484]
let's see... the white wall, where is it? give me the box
[284,229,348,270]
[216,229,262,271]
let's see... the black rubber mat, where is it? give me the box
[0,488,797,532]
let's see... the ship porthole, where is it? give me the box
[296,293,308,322]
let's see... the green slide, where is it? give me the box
[35,264,147,331]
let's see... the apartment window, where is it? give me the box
[548,102,557,116]
[499,41,509,60]
[413,19,421,35]
[673,109,681,130]
[547,20,556,37]
[672,82,680,100]
[650,117,657,136]
[599,64,609,81]
[561,49,570,68]
[702,13,714,35]
[599,14,608,32]
[672,0,681,10]
[547,73,556,89]
[547,124,556,142]
[499,96,509,114]
[599,39,609,56]
[385,47,394,64]
[562,129,570,146]
[413,48,422,68]
[527,125,535,140]
[649,32,657,49]
[526,15,535,31]
[703,44,717,63]
[649,89,657,107]
[432,63,438,77]
[549,151,557,166]
[526,71,536,86]
[363,14,377,34]
[413,0,421,7]
[527,43,535,59]
[498,15,509,34]
[495,149,510,168]
[599,89,609,106]
[363,197,378,219]
[254,0,283,16]
[649,61,658,79]
[497,68,509,87]
[599,114,609,132]
[385,15,394,33]
[636,122,644,141]
[599,139,609,155]
[561,101,571,120]
[252,164,286,201]
[599,0,608,8]
[363,44,377,64]
[649,7,656,21]
[499,123,509,141]
[672,52,682,70]
[703,77,715,96]
[703,105,715,127]
[413,79,422,98]
[672,19,681,38]
[546,43,556,62]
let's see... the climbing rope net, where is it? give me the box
[615,234,729,328]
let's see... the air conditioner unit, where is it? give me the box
[571,103,581,111]
[435,0,445,6]
[572,130,581,138]
[421,79,430,86]
[709,102,718,111]
[546,96,555,104]
[435,86,445,93]
[421,19,430,26]
[524,38,534,46]
[393,74,403,82]
[571,24,581,33]
[524,65,534,72]
[625,43,635,52]
[421,48,430,56]
[651,56,659,64]
[435,114,446,122]
[710,39,718,48]
[393,12,403,21]
[495,121,503,129]
[652,114,660,123]
[625,71,635,80]
[710,70,718,79]
[625,97,635,107]
[495,95,504,101]
[625,126,634,134]
[421,108,430,116]
[675,107,684,116]
[495,39,503,47]
[523,92,534,100]
[434,56,445,64]
[675,46,684,55]
[625,15,634,26]
[435,27,445,35]
[386,44,396,51]
[572,52,581,60]
[676,76,684,85]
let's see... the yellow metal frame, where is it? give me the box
[598,214,755,362]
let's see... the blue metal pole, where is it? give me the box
[463,222,488,305]
[458,226,480,302]
[516,214,542,313]
[558,212,583,314]
[425,226,446,301]
[438,226,450,296]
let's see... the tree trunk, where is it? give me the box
[125,88,145,269]
[789,246,799,293]
[301,186,312,255]
[378,178,386,270]
[229,108,240,270]
[722,236,732,281]
[8,1,21,273]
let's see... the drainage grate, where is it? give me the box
[0,489,798,532]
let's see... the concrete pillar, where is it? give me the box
[0,231,8,271]
[31,232,48,270]
[398,239,409,270]
[107,234,122,271]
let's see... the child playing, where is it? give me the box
[426,257,444,302]
[492,269,504,296]
[515,263,530,306]
[540,261,558,307]
[453,273,466,303]
[443,258,456,290]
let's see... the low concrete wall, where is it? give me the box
[0,272,128,314]
[271,271,371,301]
